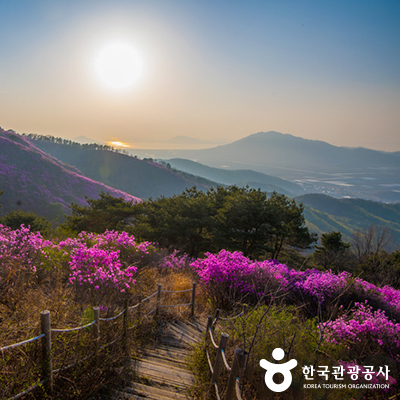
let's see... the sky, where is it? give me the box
[1,0,399,151]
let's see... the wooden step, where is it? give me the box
[124,382,189,400]
[142,346,190,362]
[133,360,195,388]
[170,322,202,343]
[174,320,203,339]
[119,319,204,400]
[113,390,149,400]
[165,324,200,346]
[141,354,187,370]
[159,335,191,350]
[185,318,206,332]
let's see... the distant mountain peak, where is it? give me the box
[73,135,105,145]
[163,136,214,145]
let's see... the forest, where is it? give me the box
[1,187,400,399]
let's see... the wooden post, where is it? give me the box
[93,306,100,366]
[41,310,53,396]
[205,315,213,344]
[191,282,196,318]
[123,299,128,352]
[224,348,248,400]
[138,294,142,321]
[156,284,162,316]
[214,308,221,324]
[123,298,129,368]
[210,333,229,385]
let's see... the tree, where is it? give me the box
[0,210,52,237]
[210,186,275,257]
[134,187,316,260]
[267,192,317,259]
[313,231,352,271]
[352,224,396,263]
[351,224,398,287]
[134,187,212,257]
[62,192,138,234]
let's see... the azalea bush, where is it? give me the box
[61,230,156,306]
[193,249,400,319]
[0,226,195,399]
[192,249,400,398]
[0,225,164,313]
[324,302,400,361]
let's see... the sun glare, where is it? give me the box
[94,42,143,91]
[110,141,129,148]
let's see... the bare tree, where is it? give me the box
[352,224,397,262]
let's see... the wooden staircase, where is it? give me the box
[114,318,205,400]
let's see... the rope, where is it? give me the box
[221,349,232,372]
[161,288,192,293]
[141,291,158,303]
[160,302,191,308]
[128,303,140,310]
[206,349,214,374]
[52,321,95,333]
[99,334,123,350]
[99,309,125,321]
[0,334,45,351]
[235,377,243,400]
[7,379,47,400]
[208,327,219,349]
[219,310,245,320]
[53,352,95,374]
[213,382,222,400]
[144,308,157,317]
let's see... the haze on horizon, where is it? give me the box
[1,0,399,152]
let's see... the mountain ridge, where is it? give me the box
[131,131,400,202]
[164,158,304,197]
[0,129,140,221]
[22,133,220,200]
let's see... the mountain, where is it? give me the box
[162,136,230,145]
[163,136,212,144]
[146,131,399,177]
[164,158,304,197]
[73,135,105,145]
[296,193,400,243]
[23,134,219,200]
[131,131,400,202]
[0,129,140,221]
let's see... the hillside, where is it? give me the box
[297,193,400,243]
[136,131,400,176]
[164,158,304,197]
[0,129,140,221]
[24,134,219,199]
[132,131,400,202]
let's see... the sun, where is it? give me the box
[94,42,143,91]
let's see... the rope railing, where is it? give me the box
[219,309,245,320]
[51,321,96,332]
[204,309,248,400]
[221,348,232,372]
[7,379,47,400]
[140,291,158,303]
[208,327,219,349]
[53,352,95,374]
[99,308,125,322]
[161,288,193,293]
[235,377,244,400]
[0,333,45,352]
[160,302,192,308]
[1,281,197,399]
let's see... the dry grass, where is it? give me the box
[0,261,205,399]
